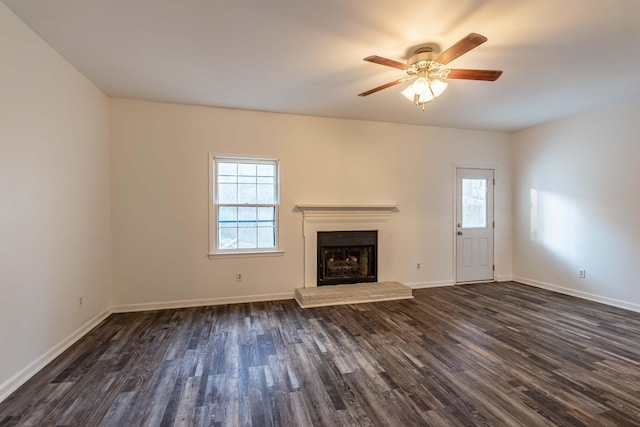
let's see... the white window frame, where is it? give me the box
[208,154,282,257]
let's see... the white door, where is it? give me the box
[456,168,494,283]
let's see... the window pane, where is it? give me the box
[238,227,257,248]
[218,162,237,176]
[218,174,237,183]
[257,163,274,177]
[462,178,487,228]
[218,183,237,204]
[257,207,275,225]
[238,207,257,227]
[238,163,257,176]
[257,226,275,248]
[257,184,275,204]
[219,227,237,249]
[238,174,256,184]
[238,184,257,204]
[218,206,237,227]
[257,176,273,184]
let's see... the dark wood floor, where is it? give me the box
[2,282,640,426]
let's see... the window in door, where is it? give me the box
[461,178,487,228]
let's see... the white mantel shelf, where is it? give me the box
[295,204,398,213]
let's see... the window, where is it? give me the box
[461,178,487,228]
[209,155,279,254]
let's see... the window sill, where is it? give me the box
[208,250,285,259]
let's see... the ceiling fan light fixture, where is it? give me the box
[400,85,417,102]
[429,78,448,98]
[401,85,435,104]
[358,33,502,108]
[400,78,448,106]
[412,77,430,95]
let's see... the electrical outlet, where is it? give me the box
[236,272,243,282]
[77,294,84,309]
[579,269,586,279]
[416,263,421,270]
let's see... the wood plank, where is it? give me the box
[1,282,640,425]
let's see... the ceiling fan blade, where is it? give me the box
[363,55,410,70]
[358,78,412,97]
[436,33,487,65]
[446,69,503,81]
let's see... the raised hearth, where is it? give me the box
[294,281,413,308]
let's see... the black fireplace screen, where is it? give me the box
[317,230,377,286]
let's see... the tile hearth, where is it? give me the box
[294,281,413,308]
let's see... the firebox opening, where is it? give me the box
[317,230,377,286]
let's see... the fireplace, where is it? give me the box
[296,204,395,288]
[317,230,377,286]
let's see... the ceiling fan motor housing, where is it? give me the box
[407,48,446,78]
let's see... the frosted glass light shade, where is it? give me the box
[401,86,434,103]
[401,78,448,105]
[412,77,429,95]
[429,79,448,97]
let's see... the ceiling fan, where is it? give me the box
[358,33,502,108]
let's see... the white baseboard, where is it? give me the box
[406,280,454,289]
[0,307,113,403]
[112,292,295,313]
[407,277,514,289]
[514,276,640,314]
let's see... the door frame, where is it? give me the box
[452,164,497,284]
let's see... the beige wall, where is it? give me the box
[110,99,513,308]
[512,97,640,311]
[0,3,111,399]
[5,0,640,404]
[5,0,640,406]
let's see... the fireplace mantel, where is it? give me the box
[296,204,397,216]
[297,204,397,288]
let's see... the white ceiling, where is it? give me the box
[4,0,640,131]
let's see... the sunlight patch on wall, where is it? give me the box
[529,188,579,263]
[530,188,538,238]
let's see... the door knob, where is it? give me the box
[457,231,463,235]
